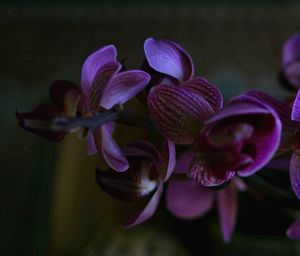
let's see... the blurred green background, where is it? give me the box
[2,0,300,255]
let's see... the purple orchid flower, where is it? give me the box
[80,45,151,172]
[281,33,300,90]
[96,140,175,228]
[16,80,81,141]
[167,152,247,242]
[148,83,281,186]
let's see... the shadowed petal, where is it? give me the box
[183,76,223,111]
[157,140,176,182]
[81,45,117,95]
[287,218,300,240]
[290,152,300,199]
[216,183,237,242]
[292,90,300,123]
[100,70,151,109]
[148,84,213,144]
[124,182,163,228]
[16,103,65,141]
[122,141,161,162]
[144,38,194,82]
[174,151,193,174]
[86,132,97,155]
[94,124,129,172]
[166,179,214,219]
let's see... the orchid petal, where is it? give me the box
[292,90,300,123]
[148,84,213,144]
[174,151,193,174]
[49,80,81,116]
[96,161,156,201]
[216,183,237,242]
[122,141,161,162]
[233,177,247,192]
[86,132,97,155]
[144,38,194,82]
[88,62,120,112]
[287,218,300,240]
[94,124,129,172]
[166,179,214,219]
[16,103,65,141]
[183,76,223,111]
[157,140,176,182]
[290,152,300,200]
[81,45,117,95]
[124,182,163,228]
[99,70,150,109]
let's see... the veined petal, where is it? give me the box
[148,84,213,144]
[88,62,121,112]
[94,124,129,172]
[287,218,300,240]
[122,141,161,162]
[290,152,300,200]
[182,76,223,111]
[16,103,65,141]
[166,179,214,219]
[81,45,117,95]
[49,80,81,116]
[144,38,194,82]
[156,140,176,182]
[124,182,163,228]
[100,70,151,109]
[292,90,300,123]
[216,183,237,243]
[96,160,157,201]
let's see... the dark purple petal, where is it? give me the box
[166,179,214,219]
[216,183,237,242]
[124,182,163,228]
[122,141,161,162]
[174,151,193,174]
[292,90,300,123]
[96,161,157,201]
[290,152,300,200]
[282,33,300,89]
[16,103,65,141]
[182,76,223,111]
[144,38,194,82]
[49,80,81,116]
[88,62,121,112]
[148,84,213,144]
[86,132,97,155]
[156,140,176,182]
[100,70,151,109]
[94,124,129,172]
[287,218,300,240]
[81,45,117,95]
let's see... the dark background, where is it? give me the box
[2,1,300,255]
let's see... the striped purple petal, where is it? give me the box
[81,45,117,95]
[166,179,214,219]
[144,38,194,82]
[148,84,213,144]
[182,76,223,111]
[216,183,237,242]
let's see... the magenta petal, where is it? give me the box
[122,140,161,162]
[216,183,237,242]
[144,38,194,82]
[290,152,300,199]
[183,76,223,111]
[166,179,214,219]
[81,45,117,95]
[124,183,163,228]
[287,218,300,240]
[86,132,97,155]
[100,70,150,109]
[94,124,129,172]
[292,90,300,123]
[174,151,193,174]
[157,140,176,182]
[148,84,213,144]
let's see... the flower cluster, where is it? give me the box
[16,33,300,242]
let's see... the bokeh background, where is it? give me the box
[2,0,300,255]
